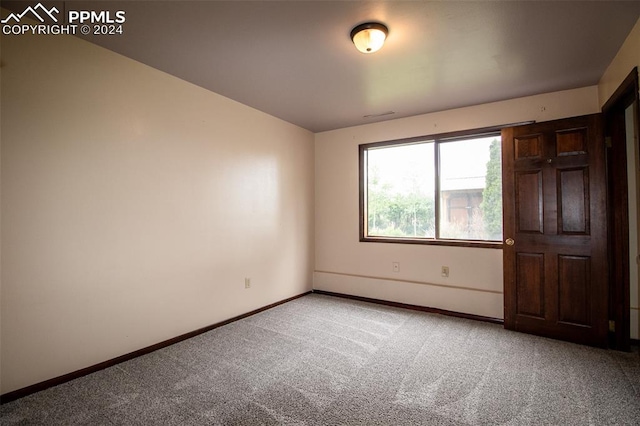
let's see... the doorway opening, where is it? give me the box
[603,67,639,351]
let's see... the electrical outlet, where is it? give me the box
[441,266,449,278]
[245,278,251,289]
[392,262,400,273]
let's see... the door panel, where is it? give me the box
[557,255,590,326]
[503,114,608,347]
[516,171,543,233]
[516,253,545,318]
[556,128,587,156]
[558,167,589,234]
[515,135,543,159]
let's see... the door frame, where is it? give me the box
[602,67,639,351]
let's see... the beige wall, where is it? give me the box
[314,86,600,319]
[598,16,640,340]
[0,29,314,393]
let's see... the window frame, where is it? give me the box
[359,125,506,249]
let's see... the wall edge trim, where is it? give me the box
[314,270,503,295]
[312,289,504,325]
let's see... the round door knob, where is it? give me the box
[547,158,552,163]
[505,238,515,246]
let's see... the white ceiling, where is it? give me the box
[5,1,640,132]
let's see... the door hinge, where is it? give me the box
[605,136,612,148]
[609,320,615,332]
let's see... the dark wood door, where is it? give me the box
[502,114,608,347]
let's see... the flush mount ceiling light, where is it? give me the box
[350,22,388,54]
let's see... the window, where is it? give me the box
[360,129,503,248]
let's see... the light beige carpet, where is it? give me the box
[1,293,639,425]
